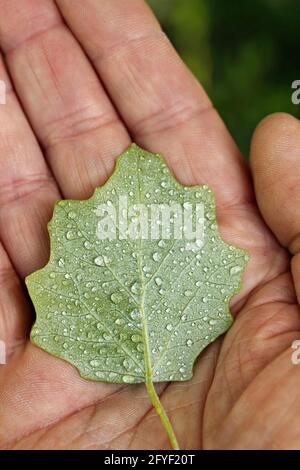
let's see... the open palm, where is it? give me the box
[0,0,299,450]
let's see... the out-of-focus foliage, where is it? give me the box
[148,0,300,156]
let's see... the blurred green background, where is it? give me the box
[148,0,300,157]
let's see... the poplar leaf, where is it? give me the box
[27,145,248,382]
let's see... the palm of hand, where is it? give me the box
[0,0,299,450]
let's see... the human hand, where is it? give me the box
[0,0,298,450]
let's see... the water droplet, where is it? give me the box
[205,211,214,221]
[115,318,125,325]
[110,292,123,304]
[152,252,161,262]
[95,371,106,378]
[158,239,166,248]
[58,258,65,268]
[131,281,140,295]
[49,272,56,279]
[122,375,135,384]
[166,324,173,332]
[66,230,76,240]
[103,333,112,341]
[123,358,134,370]
[94,256,105,266]
[130,309,141,320]
[202,297,208,303]
[84,241,92,250]
[155,277,162,286]
[209,319,217,325]
[186,339,193,347]
[131,334,142,343]
[68,211,76,219]
[179,366,186,373]
[230,265,242,275]
[184,290,193,297]
[90,359,101,367]
[102,255,111,265]
[109,372,118,380]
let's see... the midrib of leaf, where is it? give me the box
[135,155,180,450]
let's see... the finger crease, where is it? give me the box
[0,174,57,207]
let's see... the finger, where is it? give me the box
[0,54,60,278]
[250,113,300,300]
[251,113,300,249]
[0,242,32,356]
[56,0,252,208]
[0,0,130,200]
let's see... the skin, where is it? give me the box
[0,0,299,450]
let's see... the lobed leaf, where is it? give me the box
[26,144,249,385]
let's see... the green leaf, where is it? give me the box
[26,144,249,449]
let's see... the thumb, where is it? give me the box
[250,112,300,299]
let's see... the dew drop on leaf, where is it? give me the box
[131,334,142,343]
[110,292,123,304]
[230,265,243,275]
[103,333,112,341]
[184,290,193,297]
[131,281,140,295]
[68,211,77,220]
[130,309,141,320]
[122,375,135,384]
[94,256,105,266]
[152,252,161,262]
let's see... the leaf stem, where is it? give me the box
[145,376,180,450]
[136,155,180,450]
